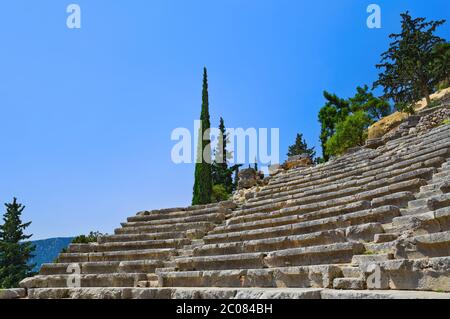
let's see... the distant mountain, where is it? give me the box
[28,237,74,272]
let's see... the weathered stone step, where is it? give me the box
[158,265,342,288]
[228,200,371,227]
[267,136,449,190]
[263,242,365,268]
[204,206,400,244]
[174,242,364,271]
[358,257,450,292]
[39,260,164,275]
[246,167,434,212]
[393,207,450,235]
[261,155,441,203]
[114,221,216,235]
[340,266,363,278]
[351,253,394,266]
[23,287,450,299]
[394,231,450,259]
[20,273,148,288]
[194,229,347,256]
[227,192,412,234]
[98,232,186,244]
[236,177,426,219]
[333,277,366,290]
[122,212,226,228]
[128,208,230,223]
[68,238,191,253]
[402,193,450,216]
[57,248,177,263]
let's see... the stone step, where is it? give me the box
[374,233,399,243]
[204,206,400,244]
[129,206,230,222]
[403,193,450,216]
[333,277,366,290]
[236,177,426,219]
[433,171,450,181]
[393,207,450,235]
[174,242,365,271]
[225,192,411,235]
[194,229,348,256]
[245,167,434,212]
[266,139,448,191]
[98,232,186,244]
[340,266,363,278]
[114,221,216,235]
[123,212,226,228]
[39,260,164,275]
[351,253,394,266]
[68,238,191,253]
[20,273,148,289]
[228,200,371,227]
[357,257,450,292]
[158,265,342,288]
[394,231,450,259]
[23,287,450,299]
[57,248,177,263]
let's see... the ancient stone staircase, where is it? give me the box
[15,107,450,299]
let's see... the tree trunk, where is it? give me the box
[422,85,432,107]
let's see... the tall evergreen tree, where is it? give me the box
[287,133,316,159]
[212,117,233,194]
[374,12,447,113]
[192,68,213,205]
[0,198,35,288]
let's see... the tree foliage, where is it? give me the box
[0,198,35,288]
[325,111,373,157]
[432,42,450,90]
[211,117,234,194]
[374,12,447,113]
[287,133,316,160]
[318,86,390,161]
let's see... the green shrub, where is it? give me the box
[325,111,373,157]
[71,231,105,244]
[210,184,230,203]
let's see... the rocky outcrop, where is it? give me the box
[282,154,313,170]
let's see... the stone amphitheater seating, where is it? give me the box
[13,106,450,299]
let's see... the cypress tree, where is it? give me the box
[212,117,234,194]
[0,198,35,288]
[192,68,213,205]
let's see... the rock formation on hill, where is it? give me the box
[2,100,450,299]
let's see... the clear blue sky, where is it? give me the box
[0,1,449,240]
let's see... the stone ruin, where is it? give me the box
[3,104,450,299]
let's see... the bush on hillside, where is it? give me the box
[325,111,373,157]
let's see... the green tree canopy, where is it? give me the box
[0,198,35,288]
[287,133,316,160]
[374,12,447,113]
[325,111,373,157]
[432,42,450,89]
[318,86,390,161]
